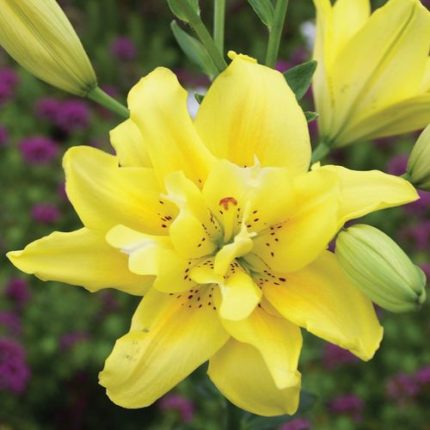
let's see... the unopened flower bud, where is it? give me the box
[336,224,426,313]
[0,0,97,96]
[407,125,430,190]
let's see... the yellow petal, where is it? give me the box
[164,171,218,259]
[222,307,302,389]
[99,288,229,408]
[420,58,430,92]
[319,165,419,226]
[329,0,430,144]
[339,93,430,143]
[7,228,150,295]
[128,67,214,186]
[252,169,339,273]
[107,225,197,294]
[219,270,262,321]
[110,119,151,168]
[208,339,301,417]
[264,251,383,361]
[195,55,311,175]
[64,146,175,234]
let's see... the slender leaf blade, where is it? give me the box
[247,0,274,29]
[170,21,217,77]
[167,0,200,23]
[284,60,317,100]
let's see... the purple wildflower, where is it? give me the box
[59,332,89,352]
[56,100,90,132]
[387,154,408,176]
[0,126,8,146]
[159,393,195,423]
[0,68,19,105]
[323,343,358,369]
[0,337,31,394]
[415,366,430,387]
[279,418,311,430]
[19,136,59,165]
[110,37,137,61]
[399,220,430,251]
[329,394,363,422]
[5,278,31,308]
[35,97,62,123]
[404,190,430,216]
[0,312,22,337]
[31,203,61,224]
[386,372,419,403]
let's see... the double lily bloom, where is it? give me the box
[8,54,417,416]
[314,0,430,146]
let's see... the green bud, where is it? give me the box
[0,0,97,96]
[407,125,430,190]
[336,224,426,313]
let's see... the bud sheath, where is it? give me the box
[336,224,426,313]
[0,0,97,96]
[407,125,430,190]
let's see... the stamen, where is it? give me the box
[219,196,238,210]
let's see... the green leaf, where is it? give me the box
[241,391,317,430]
[305,111,319,122]
[167,0,200,23]
[194,93,205,104]
[247,0,274,28]
[170,21,217,77]
[284,60,317,100]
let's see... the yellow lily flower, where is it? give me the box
[7,54,418,417]
[313,0,430,146]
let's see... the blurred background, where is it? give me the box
[0,0,430,429]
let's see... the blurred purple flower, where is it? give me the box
[0,68,19,105]
[323,343,358,369]
[275,60,292,73]
[35,97,62,123]
[0,312,22,337]
[59,332,89,352]
[386,372,419,403]
[399,221,430,251]
[404,190,430,216]
[31,203,61,225]
[56,100,90,132]
[111,37,137,61]
[329,394,363,422]
[387,153,408,176]
[99,291,120,316]
[0,337,30,394]
[415,366,430,387]
[0,126,8,146]
[19,136,59,165]
[280,418,311,430]
[420,263,430,280]
[159,393,195,423]
[5,278,31,308]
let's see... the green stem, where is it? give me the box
[311,140,332,163]
[214,0,226,53]
[179,1,227,73]
[87,87,129,119]
[225,401,242,430]
[265,0,289,68]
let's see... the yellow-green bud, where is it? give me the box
[407,125,430,190]
[336,224,426,313]
[0,0,97,96]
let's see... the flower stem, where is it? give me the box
[214,0,226,54]
[311,140,332,163]
[87,86,129,119]
[265,0,289,68]
[178,1,227,73]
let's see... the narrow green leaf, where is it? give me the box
[194,93,205,104]
[167,0,200,23]
[284,60,317,100]
[305,111,319,122]
[170,21,217,77]
[247,0,274,28]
